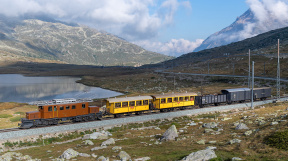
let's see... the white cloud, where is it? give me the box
[135,39,204,57]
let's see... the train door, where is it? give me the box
[53,106,58,118]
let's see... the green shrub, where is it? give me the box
[0,114,12,118]
[10,116,22,122]
[265,129,288,150]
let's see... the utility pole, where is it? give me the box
[248,49,251,88]
[251,61,254,109]
[277,39,281,100]
[233,63,235,75]
[208,61,210,74]
[263,62,265,77]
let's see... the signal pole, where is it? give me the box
[248,49,251,88]
[277,39,281,100]
[251,61,254,109]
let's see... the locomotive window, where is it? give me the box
[82,104,86,109]
[115,103,121,108]
[143,100,148,105]
[60,106,64,110]
[54,106,57,111]
[167,98,172,103]
[48,106,52,111]
[129,101,135,106]
[122,102,128,107]
[185,96,189,101]
[190,96,194,101]
[161,99,166,103]
[174,97,178,102]
[66,106,70,110]
[38,106,43,110]
[136,101,142,106]
[72,105,76,109]
[179,97,184,101]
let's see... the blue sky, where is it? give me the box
[0,0,281,56]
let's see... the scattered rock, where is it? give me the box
[101,138,115,146]
[160,125,178,141]
[188,122,197,126]
[91,146,107,151]
[229,139,242,144]
[97,156,109,161]
[79,153,91,157]
[112,146,122,151]
[221,117,232,121]
[202,122,217,129]
[235,123,249,130]
[134,157,151,161]
[85,131,111,140]
[181,149,217,161]
[47,150,52,153]
[270,121,279,125]
[84,140,94,145]
[117,151,131,160]
[208,141,217,144]
[92,153,98,158]
[59,148,79,159]
[206,146,217,150]
[196,140,205,145]
[232,157,243,160]
[244,130,253,136]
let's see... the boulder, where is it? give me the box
[79,153,91,157]
[196,140,206,145]
[181,149,217,161]
[97,156,109,161]
[244,130,253,136]
[202,122,217,129]
[270,122,279,125]
[229,139,242,144]
[84,140,94,145]
[101,138,115,146]
[91,146,107,151]
[92,153,98,158]
[112,146,122,151]
[160,125,178,141]
[188,122,197,126]
[59,148,79,159]
[83,131,112,140]
[134,157,151,161]
[235,123,249,130]
[232,157,243,160]
[117,151,131,160]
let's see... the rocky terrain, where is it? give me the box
[0,16,170,66]
[1,101,288,160]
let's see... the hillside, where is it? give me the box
[0,16,171,66]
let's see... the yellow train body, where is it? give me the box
[106,96,152,114]
[152,92,197,110]
[105,92,198,115]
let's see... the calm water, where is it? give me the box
[0,74,122,103]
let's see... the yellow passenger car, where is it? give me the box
[105,96,152,117]
[152,92,198,111]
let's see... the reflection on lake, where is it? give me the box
[0,74,122,103]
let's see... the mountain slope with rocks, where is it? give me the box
[0,16,170,66]
[195,9,288,52]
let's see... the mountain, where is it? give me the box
[0,15,171,66]
[194,9,288,52]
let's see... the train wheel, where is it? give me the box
[136,111,143,115]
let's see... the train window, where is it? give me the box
[122,102,128,107]
[179,97,184,101]
[38,106,43,110]
[161,99,166,103]
[54,106,57,111]
[174,97,178,102]
[185,96,189,101]
[60,106,64,110]
[168,98,172,103]
[190,96,194,101]
[48,106,52,111]
[66,106,70,110]
[72,105,76,109]
[82,104,86,109]
[143,100,148,105]
[129,101,135,106]
[136,101,142,106]
[115,103,121,108]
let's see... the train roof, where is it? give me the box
[106,96,152,103]
[152,92,198,99]
[221,88,250,93]
[31,98,93,106]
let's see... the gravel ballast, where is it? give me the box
[0,98,286,141]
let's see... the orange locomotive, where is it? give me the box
[19,98,102,128]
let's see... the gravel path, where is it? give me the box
[0,97,287,141]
